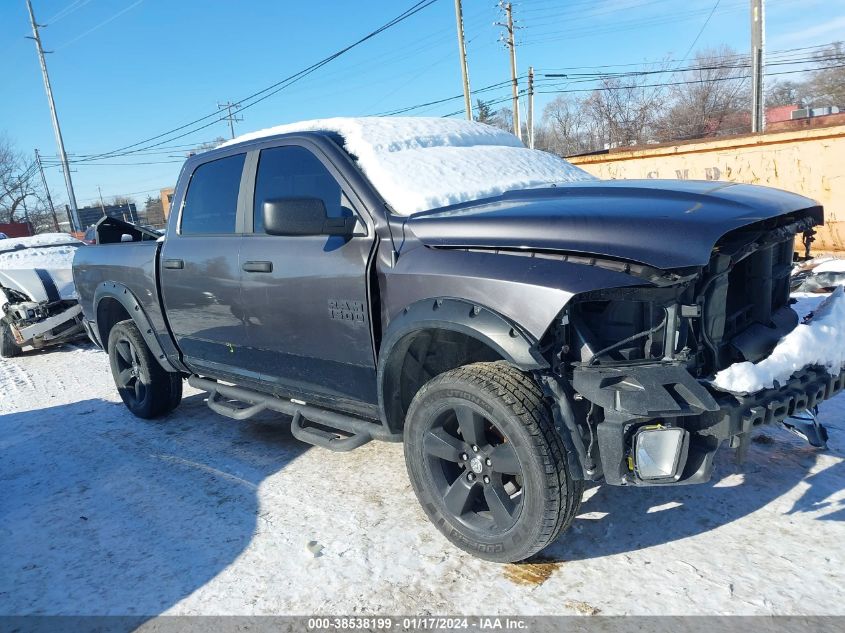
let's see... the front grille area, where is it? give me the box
[721,235,794,340]
[702,214,816,373]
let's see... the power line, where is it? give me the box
[532,64,845,96]
[45,0,95,25]
[426,58,844,119]
[53,0,143,51]
[678,0,722,64]
[73,0,441,165]
[538,42,836,72]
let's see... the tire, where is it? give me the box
[404,361,584,563]
[0,321,21,358]
[108,319,182,419]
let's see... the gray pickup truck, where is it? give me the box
[73,118,840,562]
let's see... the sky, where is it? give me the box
[2,0,843,214]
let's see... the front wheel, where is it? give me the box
[0,320,21,358]
[404,361,583,562]
[108,319,182,418]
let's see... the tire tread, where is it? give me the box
[407,361,583,561]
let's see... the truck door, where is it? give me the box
[160,151,253,379]
[239,143,377,407]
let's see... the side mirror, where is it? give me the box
[263,197,356,237]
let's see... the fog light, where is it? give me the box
[633,425,689,482]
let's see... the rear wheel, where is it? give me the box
[108,319,182,418]
[404,361,583,562]
[0,321,21,358]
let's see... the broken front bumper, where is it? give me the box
[9,303,84,349]
[571,362,844,486]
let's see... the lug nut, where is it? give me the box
[483,475,490,484]
[485,458,492,466]
[460,453,468,461]
[467,473,476,482]
[472,445,479,452]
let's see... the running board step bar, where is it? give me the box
[188,375,401,452]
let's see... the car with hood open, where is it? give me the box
[0,232,86,357]
[71,117,844,562]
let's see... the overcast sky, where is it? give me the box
[2,0,843,211]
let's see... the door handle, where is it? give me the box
[242,261,273,273]
[163,258,184,270]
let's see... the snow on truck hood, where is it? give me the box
[0,233,82,301]
[712,286,845,394]
[223,117,595,216]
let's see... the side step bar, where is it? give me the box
[187,375,402,452]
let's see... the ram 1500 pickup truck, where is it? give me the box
[73,117,841,562]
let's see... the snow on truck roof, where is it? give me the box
[223,117,595,216]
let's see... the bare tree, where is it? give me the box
[582,72,666,149]
[656,46,749,140]
[0,135,56,230]
[489,106,514,134]
[767,80,803,107]
[799,41,845,107]
[539,95,594,155]
[143,195,165,228]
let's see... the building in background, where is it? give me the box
[0,222,34,237]
[161,187,175,219]
[76,203,139,231]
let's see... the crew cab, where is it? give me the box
[72,117,842,562]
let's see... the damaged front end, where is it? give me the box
[0,275,84,354]
[544,212,838,486]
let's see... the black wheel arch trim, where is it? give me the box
[377,297,549,433]
[93,282,181,373]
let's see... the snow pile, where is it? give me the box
[812,258,845,274]
[223,117,595,215]
[712,286,845,393]
[0,233,82,270]
[0,233,79,252]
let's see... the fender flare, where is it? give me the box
[93,282,179,373]
[377,298,549,432]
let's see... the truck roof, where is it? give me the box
[207,117,594,217]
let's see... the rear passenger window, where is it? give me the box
[180,153,245,234]
[253,146,349,234]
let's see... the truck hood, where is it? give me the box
[406,180,823,269]
[0,268,76,303]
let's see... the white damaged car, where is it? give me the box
[0,233,85,357]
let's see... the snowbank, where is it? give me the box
[812,258,845,274]
[223,117,595,216]
[0,234,82,271]
[712,286,845,393]
[0,233,79,252]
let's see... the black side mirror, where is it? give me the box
[263,197,355,236]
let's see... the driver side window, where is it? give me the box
[252,146,351,234]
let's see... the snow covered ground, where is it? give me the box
[1,295,843,617]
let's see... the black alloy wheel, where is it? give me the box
[423,402,524,533]
[107,319,182,419]
[405,361,583,562]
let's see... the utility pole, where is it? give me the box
[527,67,535,149]
[217,101,243,139]
[502,2,521,139]
[26,0,80,232]
[454,0,473,120]
[98,185,107,215]
[750,0,765,133]
[34,149,59,231]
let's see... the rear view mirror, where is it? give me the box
[263,198,356,237]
